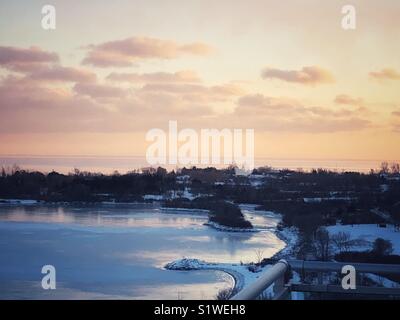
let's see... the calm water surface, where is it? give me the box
[0,203,284,299]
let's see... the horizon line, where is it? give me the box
[0,154,399,163]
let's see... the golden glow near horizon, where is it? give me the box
[0,0,399,164]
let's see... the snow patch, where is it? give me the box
[143,194,164,201]
[326,224,400,254]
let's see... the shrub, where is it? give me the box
[372,238,393,256]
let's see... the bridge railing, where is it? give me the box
[231,259,400,300]
[231,260,290,300]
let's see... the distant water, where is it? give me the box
[0,155,392,173]
[0,203,284,300]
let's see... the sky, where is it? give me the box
[0,0,399,169]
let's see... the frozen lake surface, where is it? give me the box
[0,203,285,299]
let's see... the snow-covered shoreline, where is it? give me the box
[161,207,210,214]
[164,207,300,296]
[203,221,259,233]
[164,258,282,297]
[165,259,247,292]
[0,199,40,205]
[272,226,299,260]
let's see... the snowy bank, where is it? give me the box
[0,199,40,205]
[326,224,400,254]
[165,258,275,295]
[204,221,259,233]
[161,207,209,214]
[273,226,300,259]
[163,206,300,298]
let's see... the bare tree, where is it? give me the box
[331,231,351,253]
[255,249,264,264]
[380,162,389,174]
[391,163,400,174]
[372,238,393,256]
[314,227,331,261]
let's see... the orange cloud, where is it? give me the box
[334,94,364,106]
[369,68,400,81]
[392,111,400,133]
[82,37,213,67]
[261,66,334,85]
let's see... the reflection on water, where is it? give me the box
[0,272,233,300]
[0,204,207,229]
[0,204,285,299]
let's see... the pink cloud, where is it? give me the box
[261,66,334,85]
[369,68,400,81]
[29,66,97,83]
[234,94,371,133]
[141,82,244,103]
[142,83,243,95]
[106,70,201,83]
[82,37,213,67]
[0,76,107,133]
[0,61,372,135]
[0,46,59,72]
[73,83,127,98]
[0,73,216,133]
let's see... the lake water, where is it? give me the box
[0,203,285,300]
[0,155,390,173]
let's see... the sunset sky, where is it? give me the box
[0,0,399,169]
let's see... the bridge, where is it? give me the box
[231,260,400,300]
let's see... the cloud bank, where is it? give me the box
[82,37,213,67]
[0,46,59,72]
